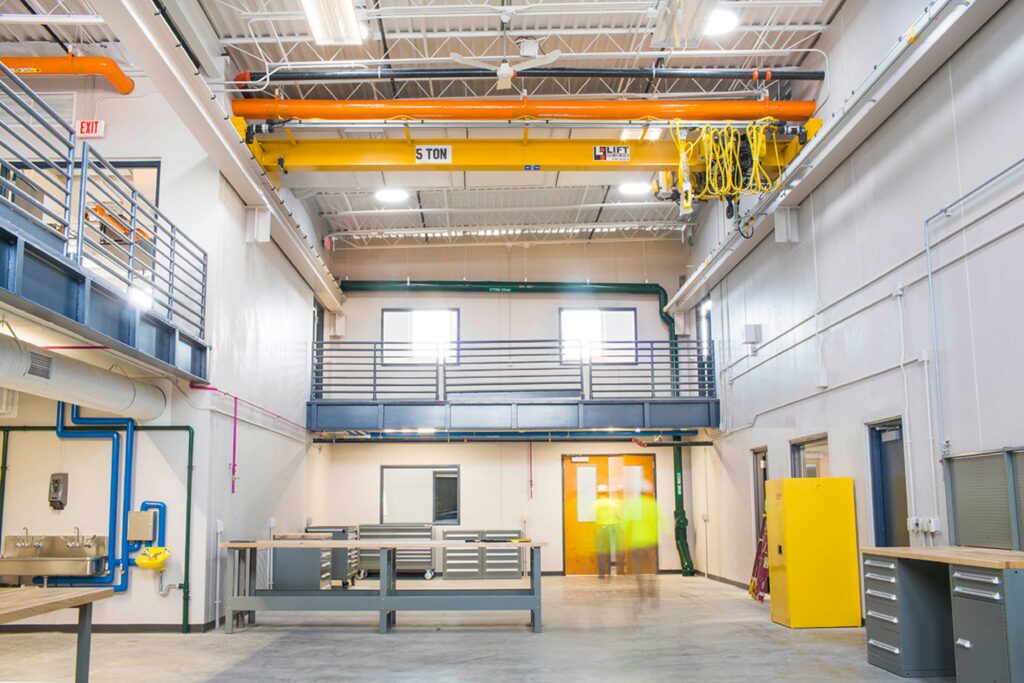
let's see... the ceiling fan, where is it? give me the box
[450,49,562,90]
[449,12,561,90]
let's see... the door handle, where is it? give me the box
[955,638,972,649]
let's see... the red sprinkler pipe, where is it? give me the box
[231,96,817,122]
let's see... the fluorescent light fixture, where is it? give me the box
[643,128,664,141]
[618,182,651,196]
[620,128,643,141]
[705,8,739,36]
[620,128,664,141]
[129,286,153,311]
[375,188,410,203]
[300,0,365,45]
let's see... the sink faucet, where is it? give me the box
[15,527,30,549]
[66,527,82,548]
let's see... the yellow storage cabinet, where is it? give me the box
[766,477,861,628]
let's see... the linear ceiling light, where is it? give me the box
[300,0,365,45]
[375,188,410,203]
[705,8,739,36]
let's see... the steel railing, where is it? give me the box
[0,64,208,340]
[77,144,207,339]
[311,339,716,401]
[0,61,75,244]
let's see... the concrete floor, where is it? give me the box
[0,576,923,682]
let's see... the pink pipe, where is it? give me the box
[231,396,238,494]
[528,442,534,500]
[188,382,308,433]
[41,345,110,350]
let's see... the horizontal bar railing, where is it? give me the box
[587,340,716,399]
[77,143,208,339]
[312,339,716,401]
[0,61,75,246]
[0,65,209,341]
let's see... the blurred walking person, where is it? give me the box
[593,484,622,578]
[624,480,660,601]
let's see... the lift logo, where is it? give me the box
[415,145,452,164]
[593,145,630,161]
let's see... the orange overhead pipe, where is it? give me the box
[1,55,135,95]
[231,97,816,122]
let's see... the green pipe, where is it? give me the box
[338,278,695,576]
[0,424,195,633]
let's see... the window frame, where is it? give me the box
[790,436,829,478]
[380,307,461,365]
[379,464,461,526]
[557,306,639,365]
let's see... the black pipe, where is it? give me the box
[19,0,69,54]
[240,66,825,84]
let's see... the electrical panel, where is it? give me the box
[48,472,68,510]
[127,510,156,542]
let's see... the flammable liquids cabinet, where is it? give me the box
[766,477,861,628]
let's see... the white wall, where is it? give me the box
[0,75,315,627]
[684,0,1024,583]
[309,440,689,573]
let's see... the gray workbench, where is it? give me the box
[221,539,544,634]
[861,546,1024,681]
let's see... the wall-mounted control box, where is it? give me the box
[48,473,68,510]
[127,510,156,542]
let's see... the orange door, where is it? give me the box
[563,454,656,575]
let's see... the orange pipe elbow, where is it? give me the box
[231,97,816,122]
[1,55,135,95]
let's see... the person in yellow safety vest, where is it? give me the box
[623,480,661,601]
[593,484,622,578]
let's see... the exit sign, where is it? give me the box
[77,120,105,139]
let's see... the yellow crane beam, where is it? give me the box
[235,119,821,174]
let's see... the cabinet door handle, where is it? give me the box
[953,586,1002,601]
[864,559,895,570]
[865,572,895,584]
[867,610,898,624]
[866,589,897,601]
[952,571,1001,585]
[955,638,972,649]
[868,639,901,655]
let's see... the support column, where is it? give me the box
[75,603,93,683]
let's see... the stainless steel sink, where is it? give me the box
[0,533,108,577]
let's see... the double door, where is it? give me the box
[563,454,656,575]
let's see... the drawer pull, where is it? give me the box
[865,572,896,584]
[864,559,896,570]
[868,639,901,655]
[866,610,898,624]
[866,589,897,601]
[955,638,972,649]
[952,571,1001,585]
[953,586,1001,601]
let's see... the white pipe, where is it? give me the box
[0,14,105,25]
[894,287,917,523]
[0,335,166,420]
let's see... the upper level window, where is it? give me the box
[560,308,637,363]
[381,308,459,363]
[791,437,830,478]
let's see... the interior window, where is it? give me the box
[381,309,459,363]
[381,466,460,525]
[791,438,829,478]
[560,308,637,362]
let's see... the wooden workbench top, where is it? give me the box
[220,539,546,550]
[861,546,1024,569]
[0,587,114,625]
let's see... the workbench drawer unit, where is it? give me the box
[305,525,359,586]
[357,524,434,577]
[949,565,1024,683]
[442,530,523,580]
[271,547,331,591]
[862,554,956,678]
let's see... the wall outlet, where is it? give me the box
[907,517,921,533]
[701,513,710,522]
[924,517,942,533]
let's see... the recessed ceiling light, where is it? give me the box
[705,8,739,36]
[375,188,409,203]
[618,182,651,196]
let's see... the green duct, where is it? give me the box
[338,279,695,575]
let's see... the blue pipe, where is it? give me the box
[45,403,137,592]
[46,402,120,588]
[141,500,166,547]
